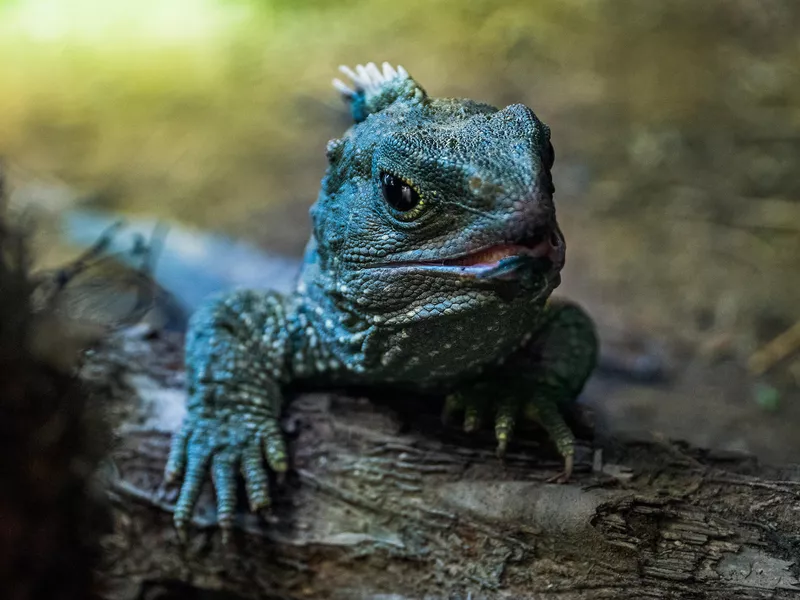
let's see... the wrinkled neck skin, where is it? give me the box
[292,236,556,387]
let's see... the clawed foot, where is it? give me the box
[164,409,288,543]
[443,392,578,477]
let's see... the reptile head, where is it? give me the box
[311,63,563,328]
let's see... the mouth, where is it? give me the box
[378,225,565,279]
[444,228,563,269]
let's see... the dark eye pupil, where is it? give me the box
[380,172,420,212]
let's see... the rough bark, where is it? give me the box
[88,328,800,600]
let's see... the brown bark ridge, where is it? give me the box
[87,327,800,600]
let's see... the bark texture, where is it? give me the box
[89,329,800,600]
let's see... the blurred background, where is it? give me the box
[1,0,798,461]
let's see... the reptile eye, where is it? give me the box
[380,172,421,213]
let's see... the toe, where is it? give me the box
[463,402,481,433]
[494,401,517,458]
[242,441,271,511]
[212,451,239,538]
[164,422,191,483]
[173,439,213,538]
[261,423,288,474]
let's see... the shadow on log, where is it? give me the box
[84,328,800,600]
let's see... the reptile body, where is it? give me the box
[165,63,598,538]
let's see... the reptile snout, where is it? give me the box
[544,223,566,271]
[518,222,565,271]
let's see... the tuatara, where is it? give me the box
[165,62,598,539]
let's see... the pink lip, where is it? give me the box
[442,236,559,268]
[370,227,564,276]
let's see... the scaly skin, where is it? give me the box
[165,62,598,540]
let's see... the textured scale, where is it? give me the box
[165,62,599,540]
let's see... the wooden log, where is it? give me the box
[88,328,800,600]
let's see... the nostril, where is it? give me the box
[549,231,561,247]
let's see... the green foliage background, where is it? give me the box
[1,0,799,381]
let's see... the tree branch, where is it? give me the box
[88,329,800,600]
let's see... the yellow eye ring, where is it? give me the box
[380,171,426,220]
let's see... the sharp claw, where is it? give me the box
[546,455,574,484]
[175,520,188,544]
[463,411,480,433]
[212,453,238,533]
[249,495,271,513]
[495,406,515,458]
[243,478,270,510]
[563,454,574,480]
[163,469,178,485]
[271,458,288,473]
[262,430,288,473]
[496,436,508,458]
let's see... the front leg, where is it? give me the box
[447,300,598,479]
[164,290,293,541]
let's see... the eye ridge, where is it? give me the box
[380,171,422,213]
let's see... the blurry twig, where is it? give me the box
[124,221,170,325]
[748,320,800,376]
[33,219,171,326]
[31,220,126,313]
[26,218,171,371]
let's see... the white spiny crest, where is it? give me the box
[332,61,409,98]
